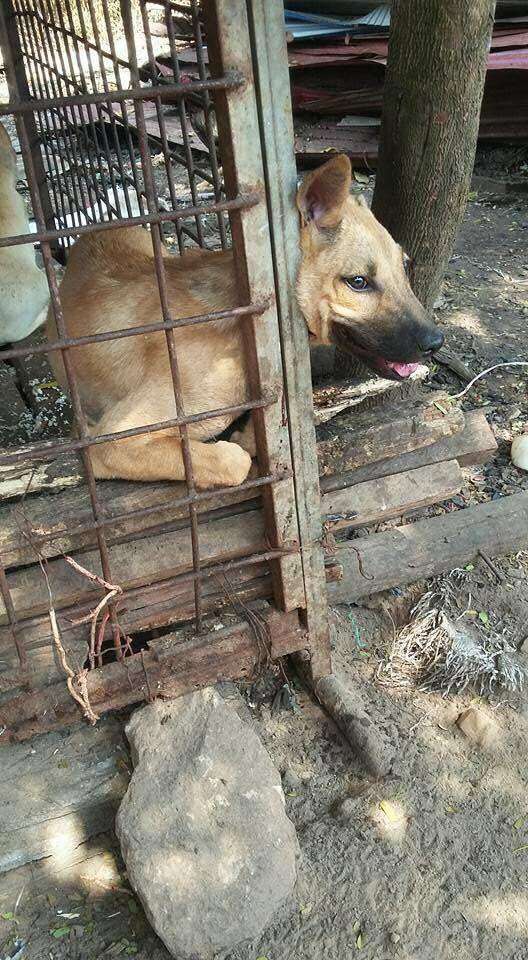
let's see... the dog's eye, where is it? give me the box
[343,275,370,292]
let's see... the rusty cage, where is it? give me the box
[0,0,332,740]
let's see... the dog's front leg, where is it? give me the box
[89,431,252,489]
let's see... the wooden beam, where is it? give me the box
[321,460,463,533]
[320,409,496,492]
[317,391,464,479]
[0,606,308,742]
[327,491,528,604]
[313,365,429,423]
[0,511,265,624]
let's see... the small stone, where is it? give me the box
[116,690,298,960]
[282,768,302,794]
[455,707,496,749]
[511,434,528,471]
[333,797,358,821]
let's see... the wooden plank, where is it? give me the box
[205,0,305,612]
[327,491,528,604]
[0,394,465,568]
[0,564,272,684]
[247,0,331,678]
[317,392,464,479]
[0,448,83,501]
[0,606,308,741]
[0,717,127,873]
[0,510,265,623]
[313,365,429,423]
[0,476,259,568]
[321,460,463,532]
[320,409,497,492]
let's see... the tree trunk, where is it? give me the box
[371,0,495,311]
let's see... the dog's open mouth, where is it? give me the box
[331,322,421,382]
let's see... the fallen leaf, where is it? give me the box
[1,912,15,921]
[356,930,364,949]
[51,926,71,938]
[478,611,490,626]
[513,817,526,830]
[379,799,400,823]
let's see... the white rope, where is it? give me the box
[449,361,528,401]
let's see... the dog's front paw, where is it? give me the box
[214,441,252,486]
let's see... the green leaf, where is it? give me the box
[356,931,364,949]
[464,564,474,572]
[128,898,139,915]
[478,611,490,626]
[379,799,400,823]
[51,926,71,938]
[513,816,526,830]
[57,759,70,769]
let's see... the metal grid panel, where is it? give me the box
[0,0,330,715]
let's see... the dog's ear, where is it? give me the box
[297,154,351,230]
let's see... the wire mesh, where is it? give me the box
[0,0,299,687]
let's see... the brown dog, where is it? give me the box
[48,155,443,488]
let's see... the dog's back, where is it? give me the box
[0,123,49,345]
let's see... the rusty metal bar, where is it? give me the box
[0,75,244,116]
[0,192,259,247]
[120,0,203,627]
[0,300,268,361]
[0,396,275,466]
[0,470,290,559]
[0,567,28,672]
[15,6,131,71]
[189,0,227,247]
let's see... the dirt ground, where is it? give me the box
[1,148,528,960]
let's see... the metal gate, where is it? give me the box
[0,0,330,739]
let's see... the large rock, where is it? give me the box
[116,689,298,959]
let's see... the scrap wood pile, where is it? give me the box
[144,3,528,168]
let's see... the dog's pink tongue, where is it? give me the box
[386,361,419,378]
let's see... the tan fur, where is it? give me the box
[48,154,442,489]
[0,123,49,344]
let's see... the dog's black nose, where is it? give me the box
[419,327,444,353]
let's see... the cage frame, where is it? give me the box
[0,0,331,740]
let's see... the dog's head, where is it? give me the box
[296,154,443,381]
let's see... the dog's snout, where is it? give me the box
[417,326,444,354]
